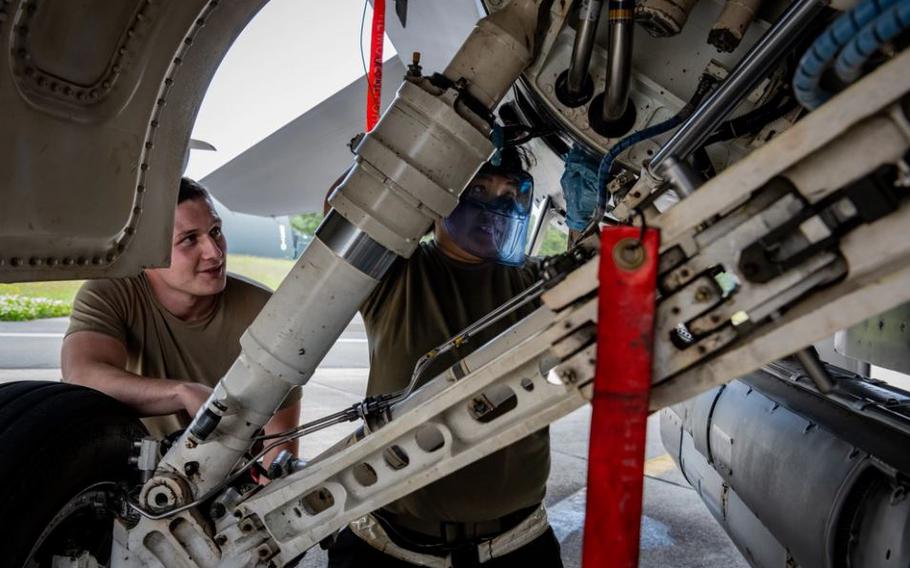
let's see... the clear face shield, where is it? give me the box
[443,169,534,266]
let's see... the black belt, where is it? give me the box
[373,504,540,547]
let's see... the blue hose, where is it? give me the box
[835,0,910,82]
[595,115,682,210]
[794,0,902,109]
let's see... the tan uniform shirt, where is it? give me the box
[361,242,549,522]
[66,272,298,438]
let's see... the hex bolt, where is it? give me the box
[184,461,199,477]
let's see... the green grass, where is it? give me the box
[538,224,569,256]
[0,295,72,321]
[226,254,295,291]
[0,254,296,321]
[0,280,85,304]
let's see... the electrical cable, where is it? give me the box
[702,92,797,146]
[692,146,716,179]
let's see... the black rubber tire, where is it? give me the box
[0,380,146,567]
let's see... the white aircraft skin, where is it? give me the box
[199,0,485,218]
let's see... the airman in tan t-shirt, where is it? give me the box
[61,178,300,459]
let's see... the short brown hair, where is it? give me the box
[178,177,210,204]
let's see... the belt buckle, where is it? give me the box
[449,541,481,568]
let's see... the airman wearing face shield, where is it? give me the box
[329,146,565,567]
[443,159,535,266]
[439,145,535,267]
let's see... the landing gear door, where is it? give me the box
[0,0,266,283]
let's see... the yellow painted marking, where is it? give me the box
[643,453,678,477]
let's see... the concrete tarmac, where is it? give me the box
[0,317,749,567]
[0,317,371,369]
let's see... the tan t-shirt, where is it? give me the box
[361,241,549,522]
[66,272,298,438]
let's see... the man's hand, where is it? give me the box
[63,331,211,417]
[175,382,214,416]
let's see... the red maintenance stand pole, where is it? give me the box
[583,226,659,568]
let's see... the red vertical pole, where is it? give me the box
[366,0,385,132]
[582,226,659,568]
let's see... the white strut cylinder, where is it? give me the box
[147,0,543,506]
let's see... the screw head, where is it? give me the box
[694,286,713,302]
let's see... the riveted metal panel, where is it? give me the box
[837,302,910,375]
[0,0,267,282]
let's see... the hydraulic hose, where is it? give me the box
[834,0,910,82]
[594,75,717,212]
[793,0,903,109]
[595,115,682,211]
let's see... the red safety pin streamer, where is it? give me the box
[583,226,660,567]
[366,0,385,131]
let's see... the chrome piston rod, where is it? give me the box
[602,0,635,122]
[649,0,828,177]
[567,0,603,97]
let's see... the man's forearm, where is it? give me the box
[63,363,195,417]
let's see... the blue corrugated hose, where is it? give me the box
[835,0,910,82]
[794,0,903,109]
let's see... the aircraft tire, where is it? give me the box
[0,380,145,567]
